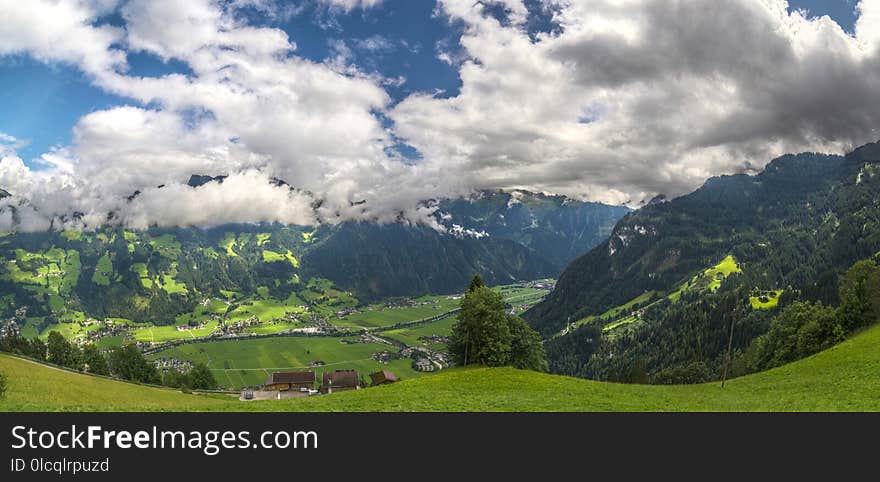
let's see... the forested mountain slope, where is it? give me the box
[526,142,880,337]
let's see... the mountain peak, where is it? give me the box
[187,174,228,188]
[644,194,667,206]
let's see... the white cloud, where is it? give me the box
[122,171,317,229]
[4,0,880,231]
[355,34,395,53]
[0,0,447,232]
[0,132,29,157]
[389,0,880,204]
[319,0,383,12]
[0,0,126,76]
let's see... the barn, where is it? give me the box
[370,370,398,386]
[321,369,361,394]
[264,370,316,391]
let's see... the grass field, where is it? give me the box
[132,321,221,343]
[335,287,546,330]
[226,298,306,324]
[91,252,113,286]
[750,290,784,309]
[335,298,458,329]
[149,234,182,259]
[262,249,298,268]
[2,321,880,411]
[382,316,457,348]
[702,255,742,291]
[147,336,423,388]
[220,233,239,256]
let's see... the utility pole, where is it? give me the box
[463,326,468,367]
[721,316,735,388]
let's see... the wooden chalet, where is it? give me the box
[321,369,361,394]
[369,370,398,386]
[264,370,315,391]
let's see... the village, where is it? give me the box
[1,281,552,394]
[240,368,400,401]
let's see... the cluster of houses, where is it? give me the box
[371,350,397,363]
[153,357,195,373]
[335,307,361,318]
[80,322,132,348]
[302,314,342,334]
[176,320,211,332]
[382,298,441,310]
[212,317,259,336]
[525,280,555,290]
[344,333,392,345]
[249,368,398,399]
[401,346,450,372]
[0,319,18,338]
[418,335,449,345]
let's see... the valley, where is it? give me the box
[0,242,552,389]
[3,320,879,411]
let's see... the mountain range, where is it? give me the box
[0,187,627,323]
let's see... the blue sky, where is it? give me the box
[0,0,858,164]
[2,0,466,162]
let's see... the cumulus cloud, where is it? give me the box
[393,0,880,204]
[0,0,416,231]
[123,171,317,228]
[0,133,28,157]
[0,0,126,75]
[3,0,880,231]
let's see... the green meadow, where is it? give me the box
[2,321,879,412]
[382,316,457,348]
[147,336,422,388]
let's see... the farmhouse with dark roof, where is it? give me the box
[264,370,315,391]
[370,370,398,386]
[321,369,361,394]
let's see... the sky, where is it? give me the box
[0,0,878,231]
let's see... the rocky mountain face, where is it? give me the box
[435,190,630,270]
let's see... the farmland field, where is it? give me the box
[334,296,459,329]
[149,336,424,388]
[383,316,457,348]
[132,321,222,343]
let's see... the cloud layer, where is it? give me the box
[2,0,880,231]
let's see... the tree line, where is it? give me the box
[0,330,217,390]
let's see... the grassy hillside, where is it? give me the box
[2,323,879,411]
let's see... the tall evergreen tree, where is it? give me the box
[108,345,160,384]
[81,344,109,376]
[468,274,484,292]
[449,275,547,371]
[838,260,880,331]
[46,331,81,369]
[189,363,218,390]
